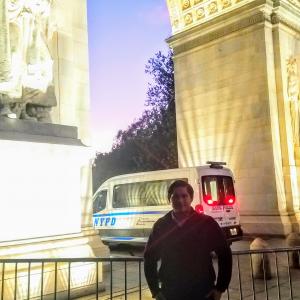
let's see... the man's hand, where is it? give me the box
[206,289,222,300]
[155,291,166,300]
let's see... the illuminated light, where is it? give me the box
[203,194,219,206]
[224,195,236,205]
[0,140,92,242]
[0,105,17,119]
[195,204,204,214]
[203,194,212,203]
[7,112,17,119]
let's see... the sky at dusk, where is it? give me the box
[87,1,172,152]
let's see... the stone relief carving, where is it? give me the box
[287,58,300,146]
[196,7,205,20]
[166,0,181,30]
[0,0,56,122]
[182,0,191,10]
[208,2,218,14]
[167,0,247,34]
[221,0,232,9]
[167,0,300,34]
[184,12,193,25]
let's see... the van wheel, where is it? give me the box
[107,243,119,251]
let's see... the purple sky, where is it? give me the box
[87,1,172,152]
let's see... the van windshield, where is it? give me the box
[93,190,107,214]
[202,176,235,205]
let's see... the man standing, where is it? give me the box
[144,180,232,300]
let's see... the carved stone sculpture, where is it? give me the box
[287,58,300,146]
[0,0,56,122]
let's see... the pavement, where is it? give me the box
[76,237,300,300]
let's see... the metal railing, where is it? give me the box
[227,247,300,300]
[0,247,300,299]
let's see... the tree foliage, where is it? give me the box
[92,50,178,191]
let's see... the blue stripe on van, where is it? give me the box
[110,237,135,241]
[93,211,169,218]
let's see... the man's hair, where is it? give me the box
[167,180,194,201]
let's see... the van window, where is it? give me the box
[222,176,235,198]
[202,176,219,204]
[93,190,107,214]
[112,179,188,208]
[113,183,144,208]
[143,181,170,206]
[202,176,235,205]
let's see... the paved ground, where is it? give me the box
[77,238,300,300]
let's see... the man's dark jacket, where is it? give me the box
[144,210,232,300]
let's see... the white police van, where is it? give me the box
[93,162,243,246]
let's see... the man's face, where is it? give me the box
[170,186,193,213]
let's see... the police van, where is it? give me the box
[93,162,243,246]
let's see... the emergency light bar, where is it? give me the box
[206,161,227,169]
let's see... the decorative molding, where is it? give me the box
[196,7,206,19]
[182,0,191,10]
[184,12,194,24]
[166,0,182,31]
[166,0,250,34]
[271,12,300,33]
[286,57,300,146]
[172,11,268,55]
[208,2,219,14]
[167,0,300,34]
[221,0,232,9]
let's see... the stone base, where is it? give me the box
[0,129,108,299]
[240,213,300,237]
[0,118,82,145]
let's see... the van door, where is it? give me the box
[219,176,239,228]
[110,182,145,243]
[142,180,171,240]
[201,175,238,228]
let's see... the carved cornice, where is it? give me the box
[171,11,269,55]
[167,0,300,34]
[166,0,256,34]
[271,12,300,33]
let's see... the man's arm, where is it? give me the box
[215,240,232,292]
[207,218,232,293]
[144,224,161,298]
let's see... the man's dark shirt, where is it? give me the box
[144,210,232,299]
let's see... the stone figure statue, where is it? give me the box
[287,57,300,146]
[0,0,56,122]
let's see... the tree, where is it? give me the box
[93,50,178,191]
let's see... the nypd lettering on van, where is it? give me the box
[94,216,116,227]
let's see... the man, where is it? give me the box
[144,180,232,300]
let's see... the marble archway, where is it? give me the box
[165,0,300,234]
